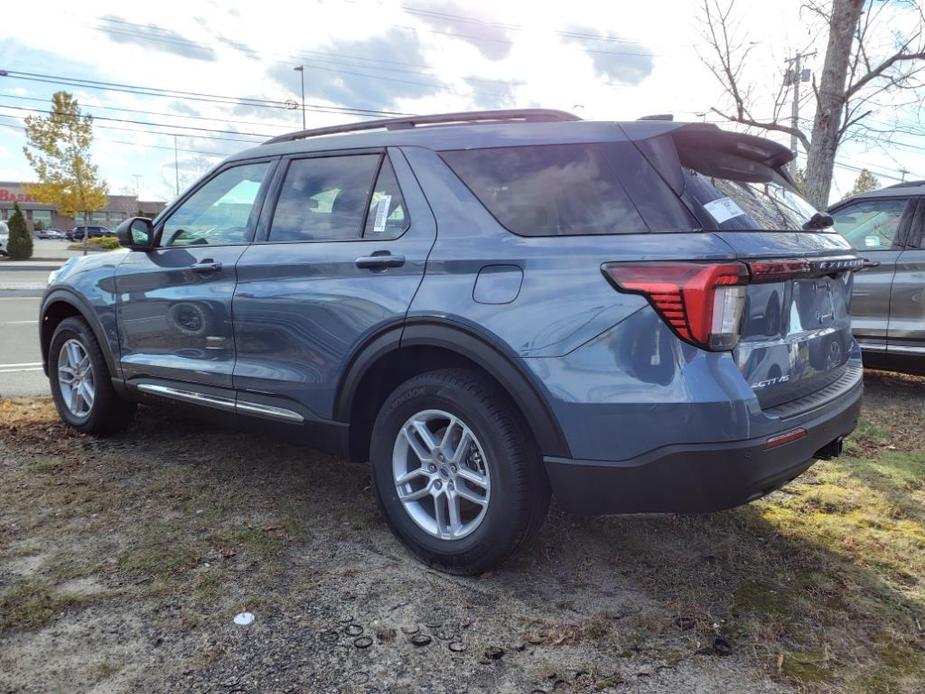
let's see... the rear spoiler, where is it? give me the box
[629,123,796,195]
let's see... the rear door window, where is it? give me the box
[441,143,651,236]
[831,198,910,250]
[269,154,380,242]
[363,157,409,239]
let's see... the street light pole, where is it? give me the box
[293,65,305,129]
[173,135,179,196]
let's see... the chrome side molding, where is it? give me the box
[137,383,236,411]
[236,400,304,423]
[135,383,304,423]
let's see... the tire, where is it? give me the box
[49,316,136,435]
[370,368,550,575]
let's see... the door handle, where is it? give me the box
[355,251,405,270]
[191,260,223,273]
[860,258,880,270]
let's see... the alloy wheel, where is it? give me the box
[392,409,491,540]
[57,338,95,418]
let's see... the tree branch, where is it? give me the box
[709,107,811,149]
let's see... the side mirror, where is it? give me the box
[116,217,154,250]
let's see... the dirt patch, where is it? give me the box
[1,372,924,692]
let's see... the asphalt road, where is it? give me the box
[0,295,47,397]
[0,241,113,398]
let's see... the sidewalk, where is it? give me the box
[0,259,68,271]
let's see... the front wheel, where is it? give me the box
[49,316,136,435]
[370,368,549,575]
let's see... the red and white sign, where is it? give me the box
[0,188,35,203]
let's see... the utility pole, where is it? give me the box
[173,135,180,197]
[132,174,142,197]
[900,168,909,182]
[784,50,816,175]
[293,65,306,129]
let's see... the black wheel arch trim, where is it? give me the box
[40,288,119,378]
[333,315,571,458]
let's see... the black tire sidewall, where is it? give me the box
[371,374,529,564]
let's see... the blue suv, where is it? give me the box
[40,109,863,574]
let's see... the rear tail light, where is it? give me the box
[602,261,749,351]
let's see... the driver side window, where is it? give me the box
[831,198,910,251]
[161,162,270,247]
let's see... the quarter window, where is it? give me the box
[441,144,649,236]
[364,158,409,239]
[161,162,270,247]
[269,155,380,242]
[831,198,909,250]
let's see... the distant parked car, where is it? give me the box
[0,220,8,255]
[829,180,925,374]
[36,228,66,239]
[69,225,115,240]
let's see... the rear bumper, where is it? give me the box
[543,381,862,515]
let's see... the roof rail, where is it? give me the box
[264,109,581,145]
[884,179,925,189]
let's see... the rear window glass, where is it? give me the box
[441,144,650,236]
[679,149,821,231]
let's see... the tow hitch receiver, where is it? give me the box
[814,437,844,460]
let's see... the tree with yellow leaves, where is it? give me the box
[23,91,108,255]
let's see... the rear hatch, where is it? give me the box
[636,125,861,412]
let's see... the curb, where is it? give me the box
[0,289,45,297]
[0,265,61,272]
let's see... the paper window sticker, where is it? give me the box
[703,197,746,224]
[373,195,392,232]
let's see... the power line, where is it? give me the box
[0,115,230,157]
[0,93,295,131]
[0,102,271,140]
[0,70,412,118]
[88,19,511,100]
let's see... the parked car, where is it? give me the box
[829,180,925,374]
[0,220,8,255]
[69,225,115,240]
[36,228,66,239]
[40,109,864,574]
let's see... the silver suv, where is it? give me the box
[830,181,925,373]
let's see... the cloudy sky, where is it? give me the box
[0,0,922,204]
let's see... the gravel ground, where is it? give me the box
[2,372,923,692]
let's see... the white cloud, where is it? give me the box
[0,0,921,201]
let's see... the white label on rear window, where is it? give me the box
[703,196,746,224]
[864,235,881,247]
[373,195,392,232]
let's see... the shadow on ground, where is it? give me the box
[1,370,923,692]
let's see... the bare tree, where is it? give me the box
[699,0,925,208]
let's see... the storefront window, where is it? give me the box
[32,210,53,228]
[91,212,108,225]
[75,213,86,225]
[110,212,126,224]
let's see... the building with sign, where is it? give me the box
[0,182,166,230]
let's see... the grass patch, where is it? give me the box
[0,579,90,633]
[780,650,833,684]
[603,373,925,691]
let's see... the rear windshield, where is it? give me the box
[679,149,822,231]
[441,143,652,236]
